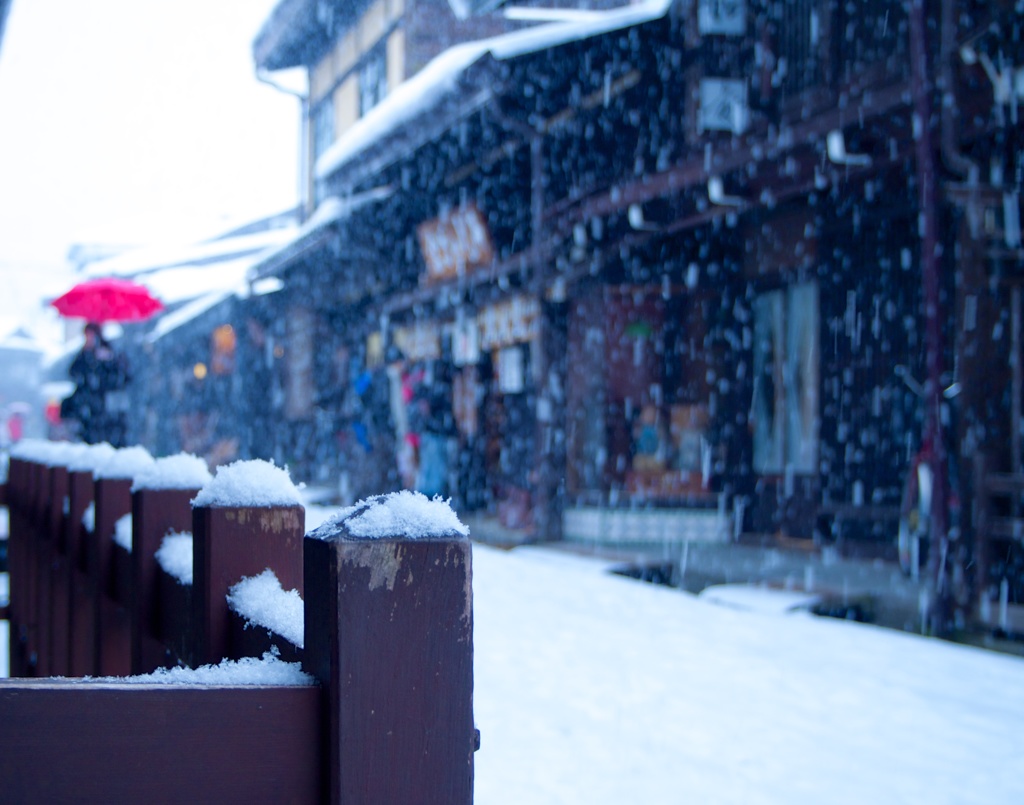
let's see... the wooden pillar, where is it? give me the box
[303,498,475,805]
[41,464,70,676]
[23,459,46,675]
[130,488,199,674]
[6,456,30,676]
[91,477,133,676]
[190,504,304,667]
[67,469,96,677]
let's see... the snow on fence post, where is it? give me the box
[189,460,305,667]
[304,492,476,805]
[130,454,211,674]
[91,447,154,677]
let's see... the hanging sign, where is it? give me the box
[478,295,540,351]
[452,316,480,366]
[394,322,441,362]
[699,77,749,134]
[698,0,746,36]
[416,203,495,283]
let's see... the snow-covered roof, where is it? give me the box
[146,289,234,344]
[144,255,260,307]
[83,226,298,280]
[315,0,673,182]
[0,327,45,354]
[248,188,394,280]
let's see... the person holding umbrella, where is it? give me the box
[67,322,131,446]
[51,276,162,447]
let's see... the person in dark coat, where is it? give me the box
[67,322,131,446]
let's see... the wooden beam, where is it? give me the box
[0,681,321,804]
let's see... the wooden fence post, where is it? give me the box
[40,461,70,677]
[91,476,134,676]
[190,504,304,666]
[130,453,211,674]
[303,493,475,805]
[65,443,117,677]
[130,487,195,673]
[6,454,30,676]
[89,447,154,677]
[67,467,97,676]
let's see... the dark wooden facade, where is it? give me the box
[250,0,1024,631]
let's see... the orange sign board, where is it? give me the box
[416,204,494,283]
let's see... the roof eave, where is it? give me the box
[253,0,326,71]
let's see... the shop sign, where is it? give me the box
[478,295,540,351]
[452,316,480,367]
[497,346,525,394]
[698,77,749,134]
[698,0,746,36]
[416,204,495,283]
[394,322,441,362]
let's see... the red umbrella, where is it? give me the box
[51,277,164,322]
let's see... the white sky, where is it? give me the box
[0,0,301,336]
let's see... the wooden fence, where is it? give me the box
[0,447,475,803]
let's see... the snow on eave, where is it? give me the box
[82,227,299,281]
[146,290,234,344]
[247,187,394,281]
[314,0,673,182]
[145,255,260,307]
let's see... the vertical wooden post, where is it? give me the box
[190,504,304,666]
[303,499,475,805]
[91,477,133,676]
[40,463,70,676]
[130,488,199,674]
[67,469,96,676]
[6,456,29,676]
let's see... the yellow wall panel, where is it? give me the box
[336,29,357,77]
[311,51,335,103]
[361,0,387,48]
[387,29,405,93]
[336,76,360,135]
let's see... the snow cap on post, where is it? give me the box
[132,452,213,492]
[191,459,302,508]
[308,490,470,541]
[93,445,155,480]
[65,442,118,473]
[37,441,89,468]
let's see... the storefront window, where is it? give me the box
[752,281,819,474]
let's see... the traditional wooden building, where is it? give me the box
[251,0,1024,632]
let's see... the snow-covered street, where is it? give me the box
[471,545,1024,804]
[3,495,1022,802]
